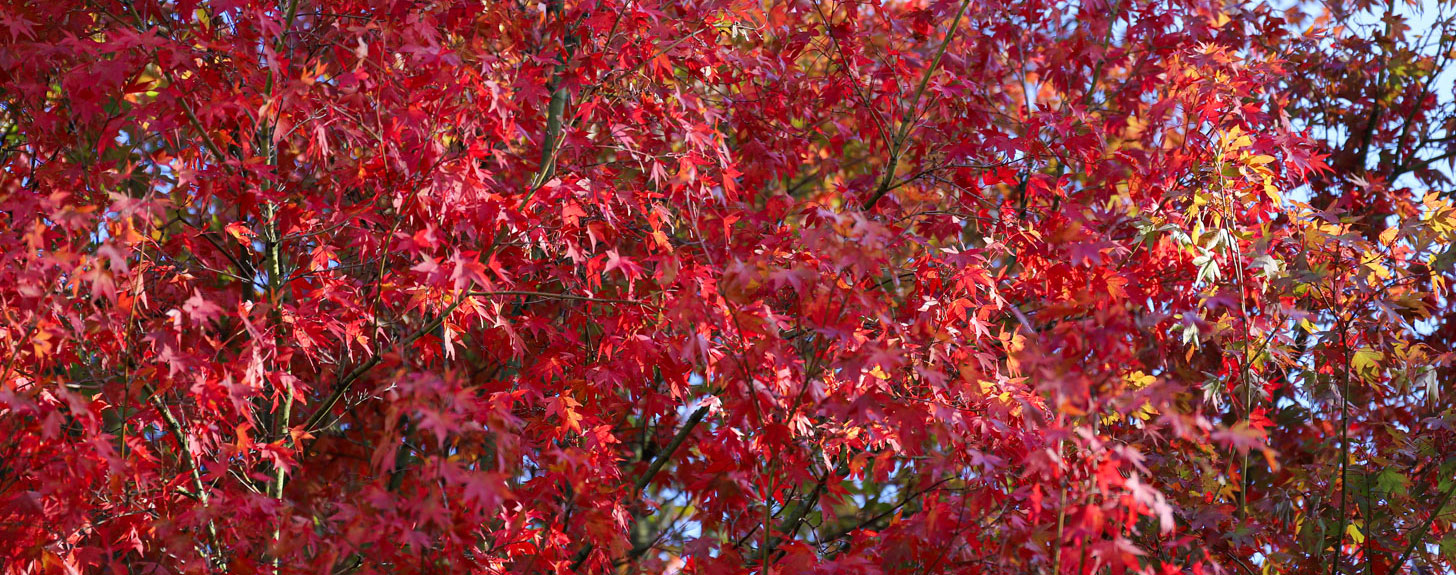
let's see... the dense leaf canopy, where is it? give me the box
[1,0,1454,573]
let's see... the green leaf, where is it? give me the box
[1439,535,1456,562]
[1433,244,1456,273]
[1375,469,1408,496]
[1351,347,1382,376]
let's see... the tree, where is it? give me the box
[0,0,1453,573]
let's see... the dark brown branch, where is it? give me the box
[818,476,954,548]
[862,0,973,211]
[302,295,468,434]
[569,404,711,569]
[468,290,657,308]
[635,405,710,492]
[1389,478,1456,575]
[748,471,831,564]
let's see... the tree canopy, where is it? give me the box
[1,0,1455,573]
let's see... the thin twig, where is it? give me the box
[570,402,712,569]
[1389,477,1456,574]
[862,0,973,210]
[468,290,657,308]
[302,294,469,434]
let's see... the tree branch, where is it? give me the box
[569,403,711,569]
[635,405,709,492]
[302,295,468,434]
[862,0,973,210]
[818,476,954,549]
[468,290,657,308]
[147,387,223,568]
[748,471,830,564]
[1389,478,1456,575]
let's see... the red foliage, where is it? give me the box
[0,0,1454,574]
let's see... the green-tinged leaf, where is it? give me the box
[1351,347,1383,376]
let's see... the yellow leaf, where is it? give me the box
[1133,402,1159,421]
[1378,226,1399,246]
[1247,154,1276,165]
[1264,179,1282,202]
[1351,347,1383,375]
[1125,371,1156,389]
[1365,258,1392,280]
[1346,523,1365,544]
[1422,192,1448,214]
